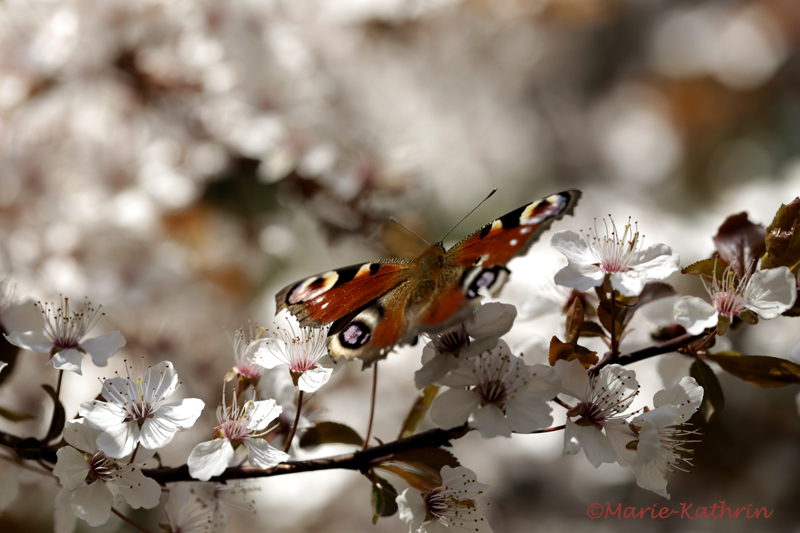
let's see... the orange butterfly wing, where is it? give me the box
[417,191,581,327]
[275,260,414,327]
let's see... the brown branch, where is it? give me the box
[592,331,702,373]
[143,424,470,484]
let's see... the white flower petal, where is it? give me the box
[631,456,670,499]
[744,267,797,319]
[80,331,126,367]
[396,488,426,533]
[49,348,85,374]
[504,395,552,434]
[609,271,648,297]
[250,338,291,369]
[188,440,235,481]
[79,400,127,430]
[553,359,590,401]
[471,404,512,438]
[429,388,480,428]
[605,420,637,467]
[414,351,461,389]
[244,399,283,432]
[570,423,617,468]
[96,421,140,458]
[674,296,718,335]
[297,364,333,393]
[244,438,290,469]
[466,302,517,339]
[62,419,102,452]
[652,376,703,419]
[117,468,161,509]
[139,398,204,449]
[143,361,180,405]
[71,481,113,527]
[630,243,680,280]
[3,330,53,353]
[54,447,90,490]
[526,364,561,399]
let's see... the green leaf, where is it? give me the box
[375,448,459,491]
[564,297,584,344]
[681,257,731,284]
[41,385,66,443]
[299,421,363,448]
[761,197,800,273]
[0,405,35,423]
[621,282,678,327]
[371,475,398,523]
[712,213,766,279]
[690,358,725,422]
[706,350,800,387]
[397,385,439,440]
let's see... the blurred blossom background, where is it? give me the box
[1,0,800,532]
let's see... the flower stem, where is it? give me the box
[610,289,619,358]
[111,507,155,533]
[284,390,304,454]
[362,362,378,450]
[55,370,64,400]
[129,443,140,464]
[691,327,718,354]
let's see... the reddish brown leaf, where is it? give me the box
[712,213,766,279]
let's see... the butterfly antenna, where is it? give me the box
[440,188,497,242]
[389,216,432,246]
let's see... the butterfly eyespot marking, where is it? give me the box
[341,322,371,347]
[462,265,510,299]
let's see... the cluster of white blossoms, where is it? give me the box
[554,359,702,498]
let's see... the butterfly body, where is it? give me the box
[276,190,581,366]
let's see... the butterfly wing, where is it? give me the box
[275,259,414,328]
[416,191,581,328]
[446,190,581,268]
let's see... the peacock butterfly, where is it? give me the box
[275,190,581,366]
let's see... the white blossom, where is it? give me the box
[674,265,796,334]
[429,341,560,438]
[53,419,161,527]
[397,466,492,533]
[550,218,680,297]
[79,360,205,458]
[224,325,268,383]
[3,297,125,375]
[188,394,289,481]
[415,302,516,389]
[610,377,703,498]
[166,482,256,533]
[554,359,640,467]
[249,310,334,393]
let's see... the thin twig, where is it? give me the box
[55,370,64,400]
[111,507,155,533]
[362,362,378,450]
[284,390,304,454]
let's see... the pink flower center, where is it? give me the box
[585,217,642,275]
[711,290,745,317]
